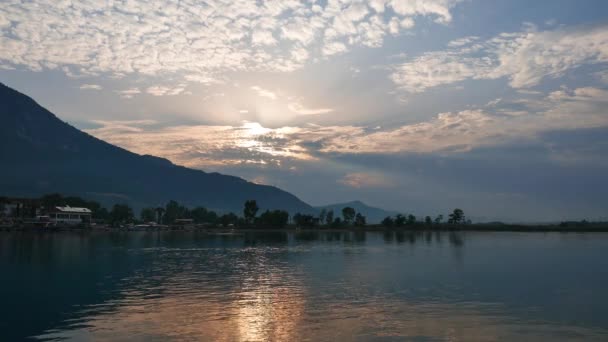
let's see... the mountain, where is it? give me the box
[315,200,398,224]
[0,82,314,214]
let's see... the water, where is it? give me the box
[1,230,608,341]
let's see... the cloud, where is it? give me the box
[116,88,141,99]
[392,25,608,93]
[250,175,270,185]
[251,30,277,46]
[386,0,460,24]
[339,172,392,188]
[322,40,348,56]
[288,102,334,115]
[595,70,608,84]
[0,0,462,85]
[79,84,102,90]
[251,86,278,100]
[447,36,479,47]
[146,85,187,96]
[322,86,608,154]
[89,120,157,134]
[85,121,318,169]
[85,85,608,173]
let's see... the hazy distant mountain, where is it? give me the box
[0,82,314,214]
[315,200,398,224]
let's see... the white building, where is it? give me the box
[49,206,92,226]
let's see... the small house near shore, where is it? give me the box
[49,206,92,226]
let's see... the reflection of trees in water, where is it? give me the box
[1,230,468,340]
[292,231,367,244]
[294,231,320,242]
[324,231,343,242]
[244,231,288,245]
[448,232,464,247]
[353,230,366,243]
[379,230,465,248]
[383,231,394,243]
[425,231,433,244]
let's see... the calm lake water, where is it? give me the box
[1,230,608,341]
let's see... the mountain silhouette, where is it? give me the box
[0,82,314,214]
[315,200,398,224]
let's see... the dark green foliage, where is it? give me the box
[219,213,238,227]
[354,213,366,226]
[95,207,110,221]
[325,210,334,226]
[163,200,191,224]
[331,217,342,228]
[40,193,64,209]
[342,207,356,225]
[319,209,327,224]
[191,206,218,224]
[381,216,394,227]
[155,207,165,224]
[407,214,416,225]
[257,210,289,228]
[243,200,259,224]
[448,209,465,224]
[434,214,443,224]
[394,214,406,227]
[110,204,133,225]
[425,216,433,225]
[140,207,156,222]
[293,213,317,227]
[315,200,397,224]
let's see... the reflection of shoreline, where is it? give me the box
[16,231,608,341]
[4,223,608,234]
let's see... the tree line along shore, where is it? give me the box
[1,194,607,232]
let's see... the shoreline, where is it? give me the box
[2,224,608,233]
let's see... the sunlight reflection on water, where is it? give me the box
[1,231,607,341]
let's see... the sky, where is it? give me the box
[1,0,608,222]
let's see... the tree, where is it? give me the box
[258,210,289,228]
[155,207,165,224]
[140,207,156,222]
[394,214,406,227]
[219,213,238,227]
[164,200,190,224]
[325,210,334,226]
[191,206,208,223]
[319,209,327,225]
[243,200,259,224]
[434,214,443,225]
[424,216,433,225]
[110,204,133,226]
[342,207,356,225]
[381,216,394,227]
[331,217,342,228]
[94,207,110,222]
[407,214,416,225]
[191,206,218,224]
[293,213,316,227]
[41,193,63,210]
[354,213,367,226]
[448,209,465,224]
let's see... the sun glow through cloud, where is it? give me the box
[3,0,608,220]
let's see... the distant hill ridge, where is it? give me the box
[0,82,314,214]
[315,200,398,224]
